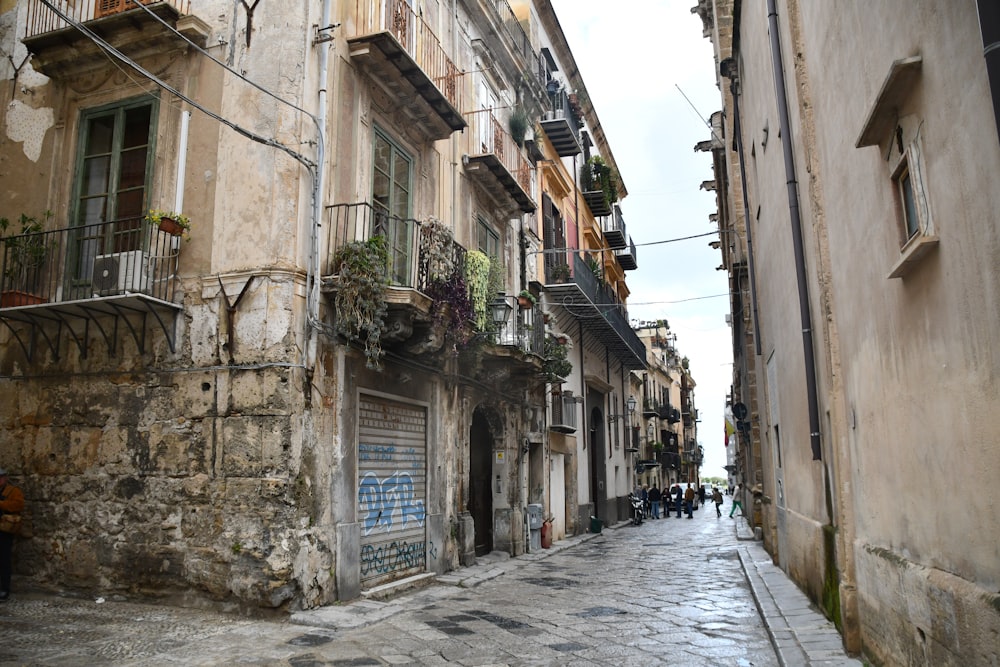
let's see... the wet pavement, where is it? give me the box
[0,497,862,666]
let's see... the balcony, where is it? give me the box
[641,398,659,418]
[539,88,581,157]
[550,389,577,434]
[348,0,466,141]
[543,252,646,370]
[321,202,544,361]
[615,237,637,271]
[0,216,182,360]
[603,204,627,250]
[22,0,209,79]
[463,109,536,214]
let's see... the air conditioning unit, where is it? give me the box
[92,251,151,295]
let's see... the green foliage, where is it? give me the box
[580,155,619,206]
[542,334,573,383]
[548,263,570,282]
[1,210,51,288]
[508,106,530,146]
[464,250,491,332]
[586,256,602,282]
[333,235,389,369]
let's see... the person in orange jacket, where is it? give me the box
[0,468,26,602]
[684,483,695,518]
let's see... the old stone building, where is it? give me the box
[696,0,1000,664]
[0,0,646,609]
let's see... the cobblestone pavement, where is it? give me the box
[0,498,861,666]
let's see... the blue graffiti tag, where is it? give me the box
[360,540,427,575]
[359,471,426,536]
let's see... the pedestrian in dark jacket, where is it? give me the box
[673,484,684,518]
[648,485,661,519]
[712,487,724,517]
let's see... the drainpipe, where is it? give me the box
[766,0,821,461]
[720,60,762,357]
[978,0,1000,144]
[305,0,332,370]
[174,111,191,213]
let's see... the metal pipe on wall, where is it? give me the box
[766,0,822,461]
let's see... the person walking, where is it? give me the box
[0,468,25,602]
[684,483,695,519]
[729,483,745,518]
[712,486,724,518]
[697,484,706,508]
[648,484,661,519]
[673,484,684,518]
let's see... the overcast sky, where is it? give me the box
[549,0,734,478]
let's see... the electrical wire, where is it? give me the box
[35,0,317,171]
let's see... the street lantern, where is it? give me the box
[626,395,637,414]
[489,293,512,331]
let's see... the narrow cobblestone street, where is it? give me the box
[0,497,849,666]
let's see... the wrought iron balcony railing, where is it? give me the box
[1,216,180,307]
[24,0,190,37]
[463,108,535,212]
[350,0,465,127]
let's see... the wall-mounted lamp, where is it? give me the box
[473,292,513,341]
[609,395,638,424]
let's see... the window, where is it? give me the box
[372,128,413,285]
[894,156,920,240]
[476,216,499,259]
[70,96,157,285]
[887,135,938,279]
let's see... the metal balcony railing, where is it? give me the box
[464,108,534,201]
[325,202,422,289]
[0,216,180,307]
[352,0,464,114]
[24,0,190,37]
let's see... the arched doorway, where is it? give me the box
[469,407,494,556]
[588,405,606,519]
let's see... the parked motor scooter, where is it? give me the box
[628,492,644,525]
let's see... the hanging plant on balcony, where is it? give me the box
[424,268,474,347]
[332,235,389,369]
[542,333,573,383]
[420,217,455,283]
[465,250,491,331]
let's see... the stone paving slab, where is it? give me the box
[1,504,864,665]
[734,517,863,667]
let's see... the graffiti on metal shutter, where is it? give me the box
[358,396,428,587]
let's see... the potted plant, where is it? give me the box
[516,290,536,310]
[548,263,570,283]
[1,210,51,306]
[542,333,573,383]
[145,209,191,238]
[508,106,530,147]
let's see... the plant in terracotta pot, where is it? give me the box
[548,263,570,283]
[1,210,52,305]
[542,333,573,383]
[145,209,191,238]
[517,290,536,309]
